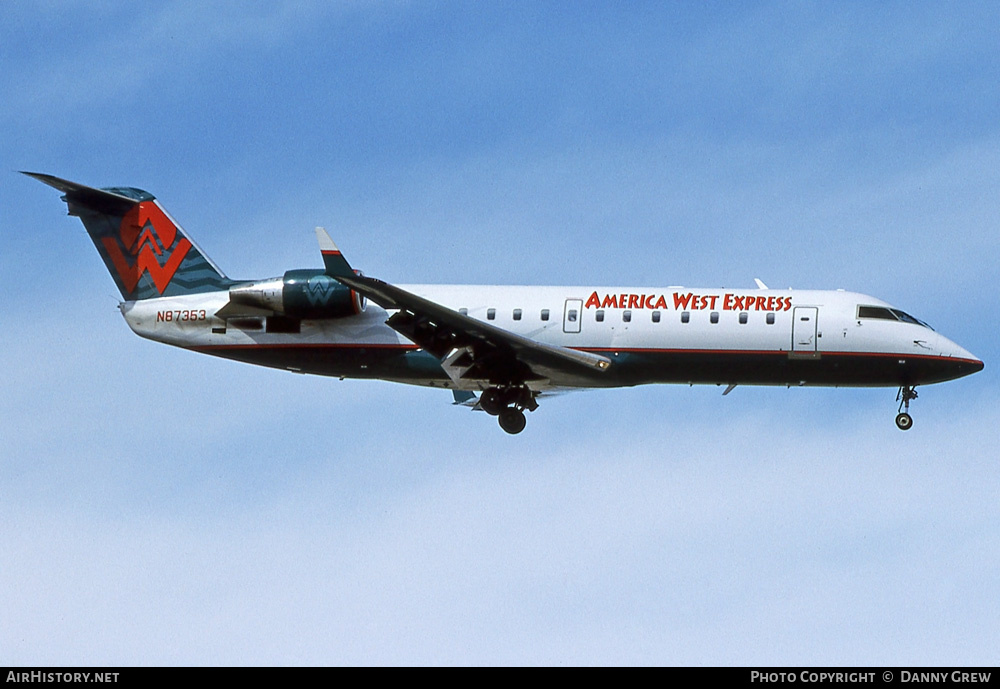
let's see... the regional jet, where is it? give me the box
[26,173,983,434]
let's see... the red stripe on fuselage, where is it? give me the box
[580,347,981,365]
[189,342,979,367]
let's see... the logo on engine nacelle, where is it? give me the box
[305,274,337,305]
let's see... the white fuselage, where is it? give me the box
[120,284,981,391]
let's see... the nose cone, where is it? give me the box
[938,336,984,380]
[954,355,985,377]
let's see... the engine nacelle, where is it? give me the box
[228,269,366,319]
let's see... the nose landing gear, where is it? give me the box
[895,386,918,431]
[478,385,537,434]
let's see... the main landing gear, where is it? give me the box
[895,386,918,431]
[479,385,538,435]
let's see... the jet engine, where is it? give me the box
[225,269,366,320]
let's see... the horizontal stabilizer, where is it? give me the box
[22,171,147,215]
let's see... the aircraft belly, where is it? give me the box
[583,348,975,387]
[197,342,446,380]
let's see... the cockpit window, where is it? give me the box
[891,309,933,329]
[857,305,933,330]
[857,305,896,320]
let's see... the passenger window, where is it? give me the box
[596,310,604,322]
[766,312,775,325]
[513,308,522,321]
[652,311,661,323]
[541,309,550,321]
[739,312,748,324]
[681,311,690,324]
[487,308,496,321]
[567,309,578,322]
[622,310,631,323]
[710,311,719,324]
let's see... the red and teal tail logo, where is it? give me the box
[102,201,193,296]
[25,173,233,300]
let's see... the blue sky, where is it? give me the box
[2,1,998,665]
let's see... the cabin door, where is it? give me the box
[563,299,583,334]
[792,307,819,354]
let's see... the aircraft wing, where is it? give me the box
[336,274,611,387]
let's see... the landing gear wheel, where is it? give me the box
[895,386,918,431]
[479,389,503,416]
[498,407,527,435]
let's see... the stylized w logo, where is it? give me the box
[305,275,336,305]
[101,202,192,295]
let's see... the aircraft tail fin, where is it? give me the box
[25,172,234,301]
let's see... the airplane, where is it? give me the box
[26,172,984,434]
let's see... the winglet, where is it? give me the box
[315,227,354,277]
[754,278,769,290]
[452,390,480,408]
